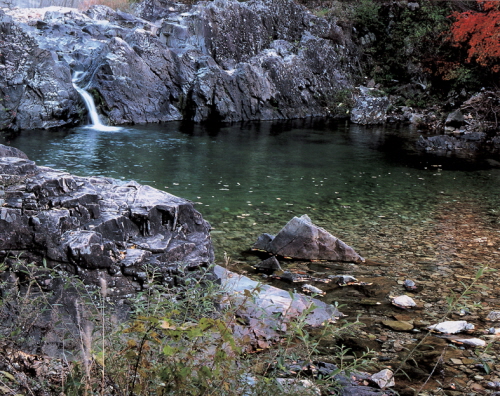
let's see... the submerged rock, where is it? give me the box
[382,320,413,332]
[403,279,417,291]
[254,256,282,273]
[253,215,364,263]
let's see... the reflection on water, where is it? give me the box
[4,120,500,262]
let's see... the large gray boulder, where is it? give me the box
[0,144,214,296]
[0,0,356,130]
[254,215,364,263]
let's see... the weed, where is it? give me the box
[0,255,376,395]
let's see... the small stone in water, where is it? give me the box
[391,295,416,309]
[302,284,325,296]
[371,369,395,388]
[254,256,282,273]
[428,320,474,334]
[403,279,417,290]
[486,311,500,321]
[453,338,486,347]
[486,382,500,390]
[488,327,500,335]
[328,275,358,285]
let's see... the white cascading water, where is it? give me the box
[72,72,120,131]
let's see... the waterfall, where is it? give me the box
[72,72,120,131]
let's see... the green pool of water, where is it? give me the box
[5,119,500,264]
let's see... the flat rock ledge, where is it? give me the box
[0,144,214,297]
[214,265,343,350]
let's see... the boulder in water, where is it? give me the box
[253,215,364,263]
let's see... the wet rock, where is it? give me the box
[382,320,413,332]
[428,320,474,334]
[416,134,482,155]
[445,109,465,128]
[0,145,214,294]
[0,145,29,159]
[487,311,500,321]
[453,338,486,347]
[370,369,395,388]
[403,279,417,291]
[271,270,312,283]
[214,265,342,350]
[253,256,282,273]
[254,215,364,263]
[1,0,356,129]
[0,8,81,131]
[329,275,358,285]
[486,382,500,390]
[391,295,416,309]
[302,284,325,295]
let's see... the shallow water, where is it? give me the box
[4,119,500,265]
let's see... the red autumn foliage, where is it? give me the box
[448,0,500,72]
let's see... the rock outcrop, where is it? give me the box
[0,144,214,296]
[253,214,364,263]
[0,0,357,130]
[350,86,390,125]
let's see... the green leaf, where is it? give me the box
[0,371,15,381]
[163,344,176,357]
[483,362,491,374]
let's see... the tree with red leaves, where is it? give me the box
[448,0,500,72]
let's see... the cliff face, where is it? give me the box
[0,0,357,130]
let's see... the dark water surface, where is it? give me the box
[5,120,500,264]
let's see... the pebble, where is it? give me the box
[453,338,486,347]
[487,311,500,321]
[382,320,414,332]
[371,369,395,388]
[391,295,416,309]
[428,320,474,334]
